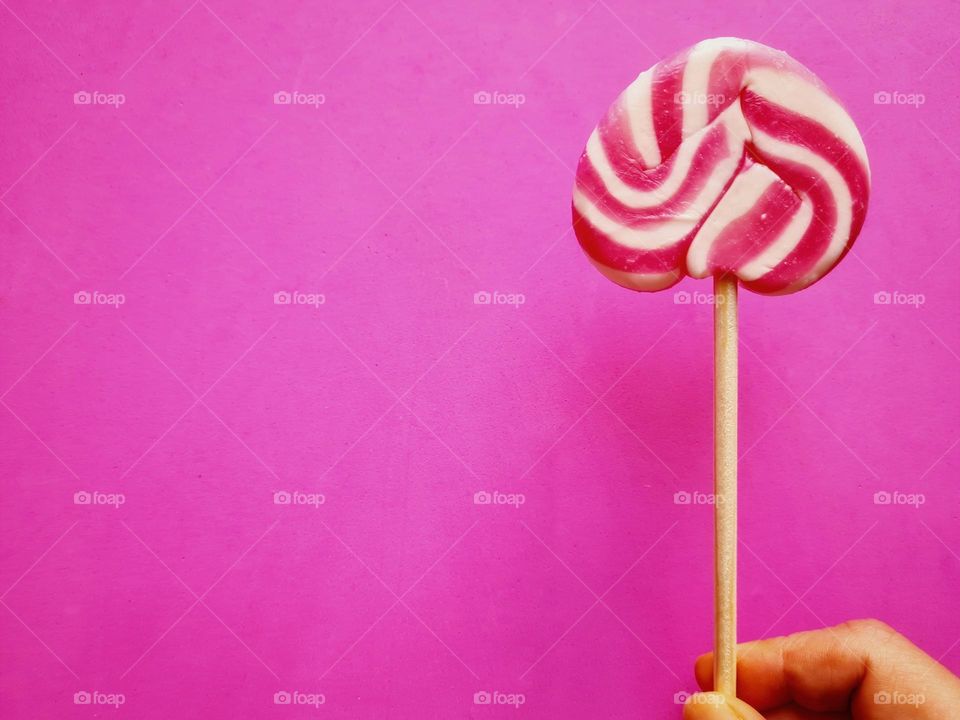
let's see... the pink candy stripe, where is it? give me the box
[650,55,686,159]
[742,90,869,242]
[703,170,802,274]
[706,52,746,123]
[572,205,689,273]
[739,93,869,291]
[740,165,837,293]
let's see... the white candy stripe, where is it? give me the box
[623,71,661,168]
[573,188,696,250]
[680,40,728,138]
[686,164,780,277]
[739,199,813,281]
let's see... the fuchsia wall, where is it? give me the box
[1,1,958,717]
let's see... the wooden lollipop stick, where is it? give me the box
[714,275,738,697]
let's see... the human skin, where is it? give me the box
[683,619,960,719]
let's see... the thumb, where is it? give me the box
[683,693,766,720]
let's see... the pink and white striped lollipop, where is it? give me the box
[572,37,870,294]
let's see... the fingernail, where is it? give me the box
[684,693,760,719]
[683,692,732,717]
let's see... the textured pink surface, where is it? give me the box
[1,1,958,718]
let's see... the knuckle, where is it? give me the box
[842,618,897,639]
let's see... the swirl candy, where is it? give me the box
[571,38,873,702]
[572,37,870,294]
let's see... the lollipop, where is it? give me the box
[573,37,870,295]
[571,38,870,697]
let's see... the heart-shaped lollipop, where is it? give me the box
[573,37,870,295]
[571,37,871,702]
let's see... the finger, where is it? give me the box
[765,709,847,720]
[695,619,901,712]
[765,705,848,720]
[697,630,862,711]
[682,693,765,720]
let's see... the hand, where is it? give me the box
[683,619,960,719]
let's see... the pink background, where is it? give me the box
[1,1,958,717]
